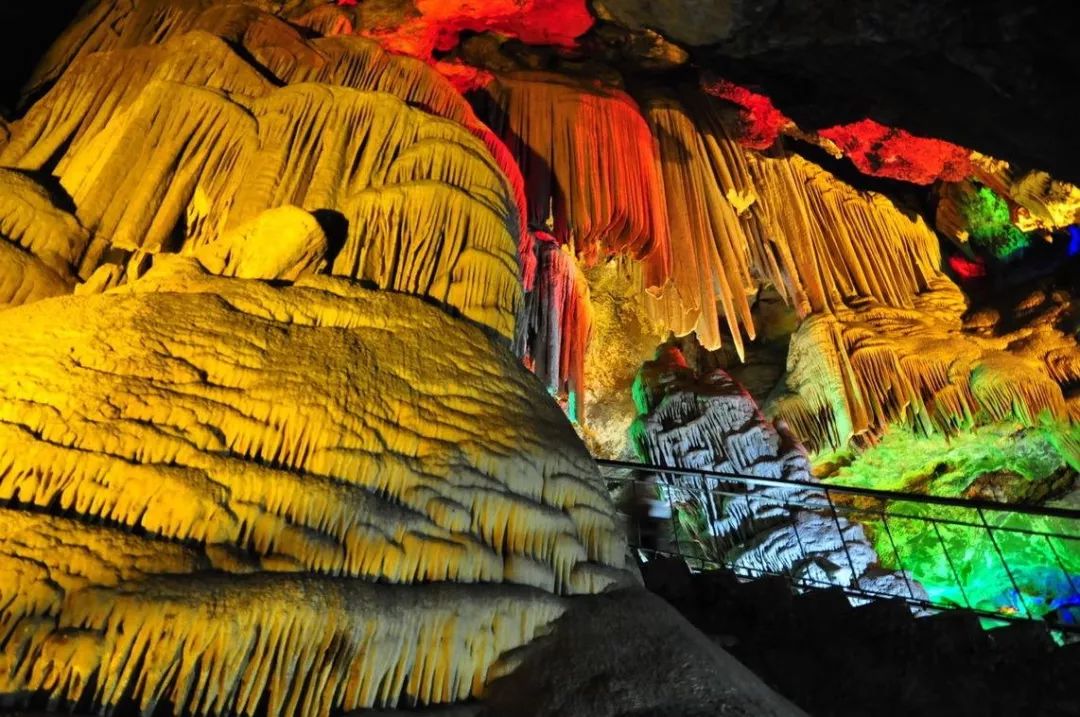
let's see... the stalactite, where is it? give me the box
[640,91,943,351]
[14,4,530,275]
[251,34,529,257]
[770,289,1076,455]
[479,72,671,285]
[644,97,756,356]
[7,70,522,337]
[4,28,531,330]
[0,541,565,715]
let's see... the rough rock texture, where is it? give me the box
[630,348,923,594]
[0,169,85,308]
[483,587,807,717]
[0,261,626,714]
[771,285,1080,459]
[580,260,664,459]
[516,234,594,421]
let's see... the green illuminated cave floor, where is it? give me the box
[814,422,1071,497]
[814,423,1080,617]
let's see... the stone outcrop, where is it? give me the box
[630,348,924,594]
[0,260,626,714]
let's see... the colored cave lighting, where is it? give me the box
[704,80,974,185]
[819,119,974,185]
[702,79,791,150]
[960,185,1031,261]
[823,425,1080,622]
[874,503,1080,619]
[1068,225,1080,257]
[948,253,988,280]
[360,0,594,62]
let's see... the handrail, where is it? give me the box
[596,457,1080,633]
[595,457,1080,521]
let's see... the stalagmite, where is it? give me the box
[517,235,594,421]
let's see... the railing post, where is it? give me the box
[976,507,1033,619]
[931,520,971,609]
[823,485,862,589]
[879,510,918,602]
[662,471,686,567]
[784,493,811,590]
[742,492,763,577]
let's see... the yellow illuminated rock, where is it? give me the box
[644,94,943,355]
[769,284,1079,458]
[0,169,86,308]
[0,260,625,713]
[189,205,328,280]
[3,29,524,338]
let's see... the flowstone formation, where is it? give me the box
[629,348,923,598]
[0,261,629,714]
[0,6,636,714]
[0,3,815,715]
[3,0,1080,712]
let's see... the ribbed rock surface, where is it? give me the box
[644,92,943,355]
[479,72,671,283]
[0,169,85,308]
[631,348,923,593]
[3,29,523,338]
[516,234,593,421]
[0,260,626,714]
[770,285,1080,456]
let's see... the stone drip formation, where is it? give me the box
[0,0,1078,714]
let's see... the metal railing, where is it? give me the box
[597,458,1080,633]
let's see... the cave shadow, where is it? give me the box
[468,84,556,235]
[0,2,86,116]
[311,208,349,269]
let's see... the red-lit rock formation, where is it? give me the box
[819,119,973,185]
[702,78,791,150]
[362,0,594,61]
[704,79,974,185]
[479,72,671,285]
